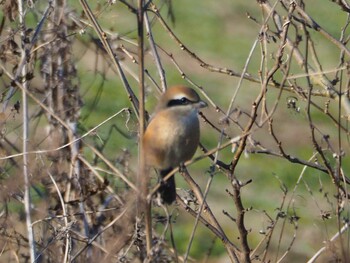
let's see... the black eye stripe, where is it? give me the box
[167,97,194,107]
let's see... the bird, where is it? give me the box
[143,85,207,204]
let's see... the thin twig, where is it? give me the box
[46,172,70,263]
[184,130,225,261]
[2,1,53,112]
[17,0,36,261]
[71,208,128,260]
[144,11,167,91]
[307,222,350,262]
[79,0,140,118]
[137,0,153,257]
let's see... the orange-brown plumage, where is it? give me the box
[143,85,207,204]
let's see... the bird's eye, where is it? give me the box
[167,97,191,107]
[181,97,188,104]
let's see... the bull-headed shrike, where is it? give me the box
[143,85,207,204]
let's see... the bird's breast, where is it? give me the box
[143,108,200,169]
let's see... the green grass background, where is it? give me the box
[74,0,350,262]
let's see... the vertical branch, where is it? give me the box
[18,0,36,261]
[137,1,145,131]
[231,182,250,262]
[137,0,152,257]
[39,0,82,260]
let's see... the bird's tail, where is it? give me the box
[159,168,176,204]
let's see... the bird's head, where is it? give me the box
[156,85,208,112]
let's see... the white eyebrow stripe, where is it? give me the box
[172,93,187,100]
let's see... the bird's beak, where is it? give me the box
[198,100,208,108]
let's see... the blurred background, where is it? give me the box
[0,0,349,262]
